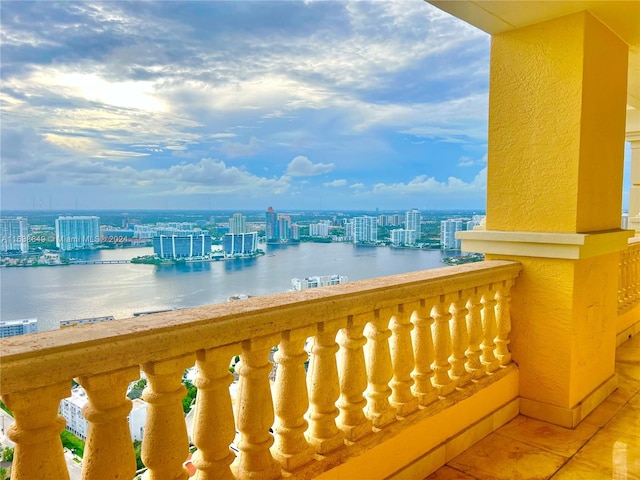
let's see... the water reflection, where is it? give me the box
[224,258,258,272]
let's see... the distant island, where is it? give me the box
[442,253,484,266]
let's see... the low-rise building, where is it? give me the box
[0,318,38,338]
[59,387,148,442]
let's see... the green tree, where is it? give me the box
[182,380,197,414]
[60,430,85,457]
[1,446,13,462]
[127,378,147,400]
[133,440,145,470]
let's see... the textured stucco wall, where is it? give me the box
[487,11,627,233]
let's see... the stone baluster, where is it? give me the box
[630,249,636,304]
[141,354,194,480]
[628,249,634,304]
[272,328,315,471]
[495,279,515,365]
[465,288,486,380]
[364,309,397,427]
[630,248,640,303]
[2,382,71,480]
[431,295,456,396]
[336,314,372,441]
[449,291,471,387]
[191,344,239,480]
[480,286,500,373]
[389,305,419,416]
[232,335,281,480]
[618,253,625,307]
[622,251,630,304]
[76,367,140,480]
[410,300,438,406]
[306,321,344,454]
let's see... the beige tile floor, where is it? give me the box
[426,334,640,480]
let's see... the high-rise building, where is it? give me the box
[291,224,300,241]
[343,219,354,241]
[229,213,247,234]
[353,216,377,244]
[222,232,258,256]
[405,209,421,245]
[153,234,212,258]
[441,219,466,249]
[265,207,278,241]
[466,215,485,231]
[278,215,291,241]
[390,229,409,246]
[309,221,330,238]
[391,214,403,226]
[55,216,100,251]
[0,217,29,253]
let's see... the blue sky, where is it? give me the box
[1,1,624,212]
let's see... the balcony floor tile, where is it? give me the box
[426,333,640,480]
[495,415,598,457]
[444,432,567,480]
[425,465,478,479]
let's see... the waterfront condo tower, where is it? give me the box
[55,216,100,251]
[352,216,378,244]
[265,207,278,241]
[0,217,29,254]
[440,219,465,249]
[405,209,422,245]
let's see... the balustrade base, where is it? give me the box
[519,373,618,428]
[367,408,397,428]
[616,319,640,347]
[414,390,438,407]
[272,447,316,472]
[339,420,373,441]
[314,365,520,480]
[393,398,420,418]
[452,372,472,388]
[231,461,281,480]
[306,432,345,455]
[467,366,486,381]
[435,382,456,397]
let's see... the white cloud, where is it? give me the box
[286,156,334,177]
[323,179,347,187]
[371,168,486,195]
[221,136,262,158]
[457,154,487,167]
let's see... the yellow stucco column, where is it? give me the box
[459,11,631,427]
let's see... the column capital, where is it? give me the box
[458,229,633,260]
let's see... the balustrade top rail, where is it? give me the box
[1,260,521,394]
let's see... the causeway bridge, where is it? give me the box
[72,260,131,265]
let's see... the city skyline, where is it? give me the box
[0,2,632,212]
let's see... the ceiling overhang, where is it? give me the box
[428,1,640,112]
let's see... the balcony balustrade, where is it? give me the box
[1,260,521,479]
[618,236,640,315]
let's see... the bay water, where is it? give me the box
[1,243,454,330]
